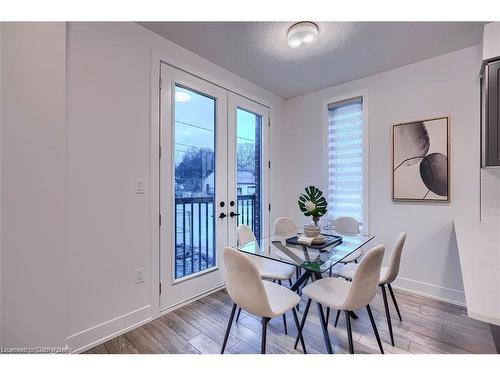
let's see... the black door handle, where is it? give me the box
[229,212,240,218]
[219,212,227,219]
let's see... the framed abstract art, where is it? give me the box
[392,116,450,202]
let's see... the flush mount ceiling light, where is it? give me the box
[287,22,319,49]
[175,91,191,102]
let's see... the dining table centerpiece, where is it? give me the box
[298,185,328,236]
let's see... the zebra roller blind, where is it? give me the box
[327,97,364,224]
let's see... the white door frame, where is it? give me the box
[149,50,272,318]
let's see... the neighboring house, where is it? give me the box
[203,171,256,195]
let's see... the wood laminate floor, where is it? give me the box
[85,288,496,354]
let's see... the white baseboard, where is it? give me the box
[159,284,226,316]
[392,277,466,307]
[66,305,152,353]
[68,284,226,354]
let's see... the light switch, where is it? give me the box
[135,179,145,194]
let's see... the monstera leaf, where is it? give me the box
[298,185,328,218]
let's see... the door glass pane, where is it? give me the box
[236,108,262,239]
[174,85,216,279]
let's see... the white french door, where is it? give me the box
[160,63,228,309]
[227,93,270,248]
[159,63,269,310]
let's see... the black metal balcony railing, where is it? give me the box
[175,194,257,279]
[236,194,258,234]
[175,196,215,280]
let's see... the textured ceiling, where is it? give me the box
[139,22,486,99]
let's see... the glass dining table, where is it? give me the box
[236,231,375,290]
[235,231,375,325]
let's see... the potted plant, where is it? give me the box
[298,186,328,235]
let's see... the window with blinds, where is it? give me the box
[327,97,364,225]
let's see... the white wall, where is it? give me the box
[481,169,500,222]
[64,22,286,352]
[1,22,68,347]
[0,21,286,352]
[284,46,482,305]
[0,22,286,352]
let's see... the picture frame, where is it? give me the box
[392,116,450,202]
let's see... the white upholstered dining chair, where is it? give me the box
[236,224,296,334]
[272,217,303,286]
[221,247,307,354]
[333,216,362,264]
[297,245,386,354]
[337,232,406,346]
[273,216,299,237]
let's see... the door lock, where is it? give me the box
[219,212,227,219]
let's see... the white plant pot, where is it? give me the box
[304,224,321,238]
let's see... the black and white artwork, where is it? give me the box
[392,117,449,202]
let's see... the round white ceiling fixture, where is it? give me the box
[287,22,319,49]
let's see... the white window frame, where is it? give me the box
[322,90,370,235]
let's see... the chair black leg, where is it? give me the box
[294,270,301,311]
[235,307,242,322]
[334,310,341,327]
[366,304,384,354]
[387,284,402,321]
[292,307,307,354]
[326,307,330,327]
[317,303,334,354]
[299,277,309,297]
[344,310,354,354]
[261,317,270,354]
[294,298,312,349]
[277,280,288,334]
[381,284,395,346]
[289,278,293,287]
[282,313,288,335]
[221,303,237,354]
